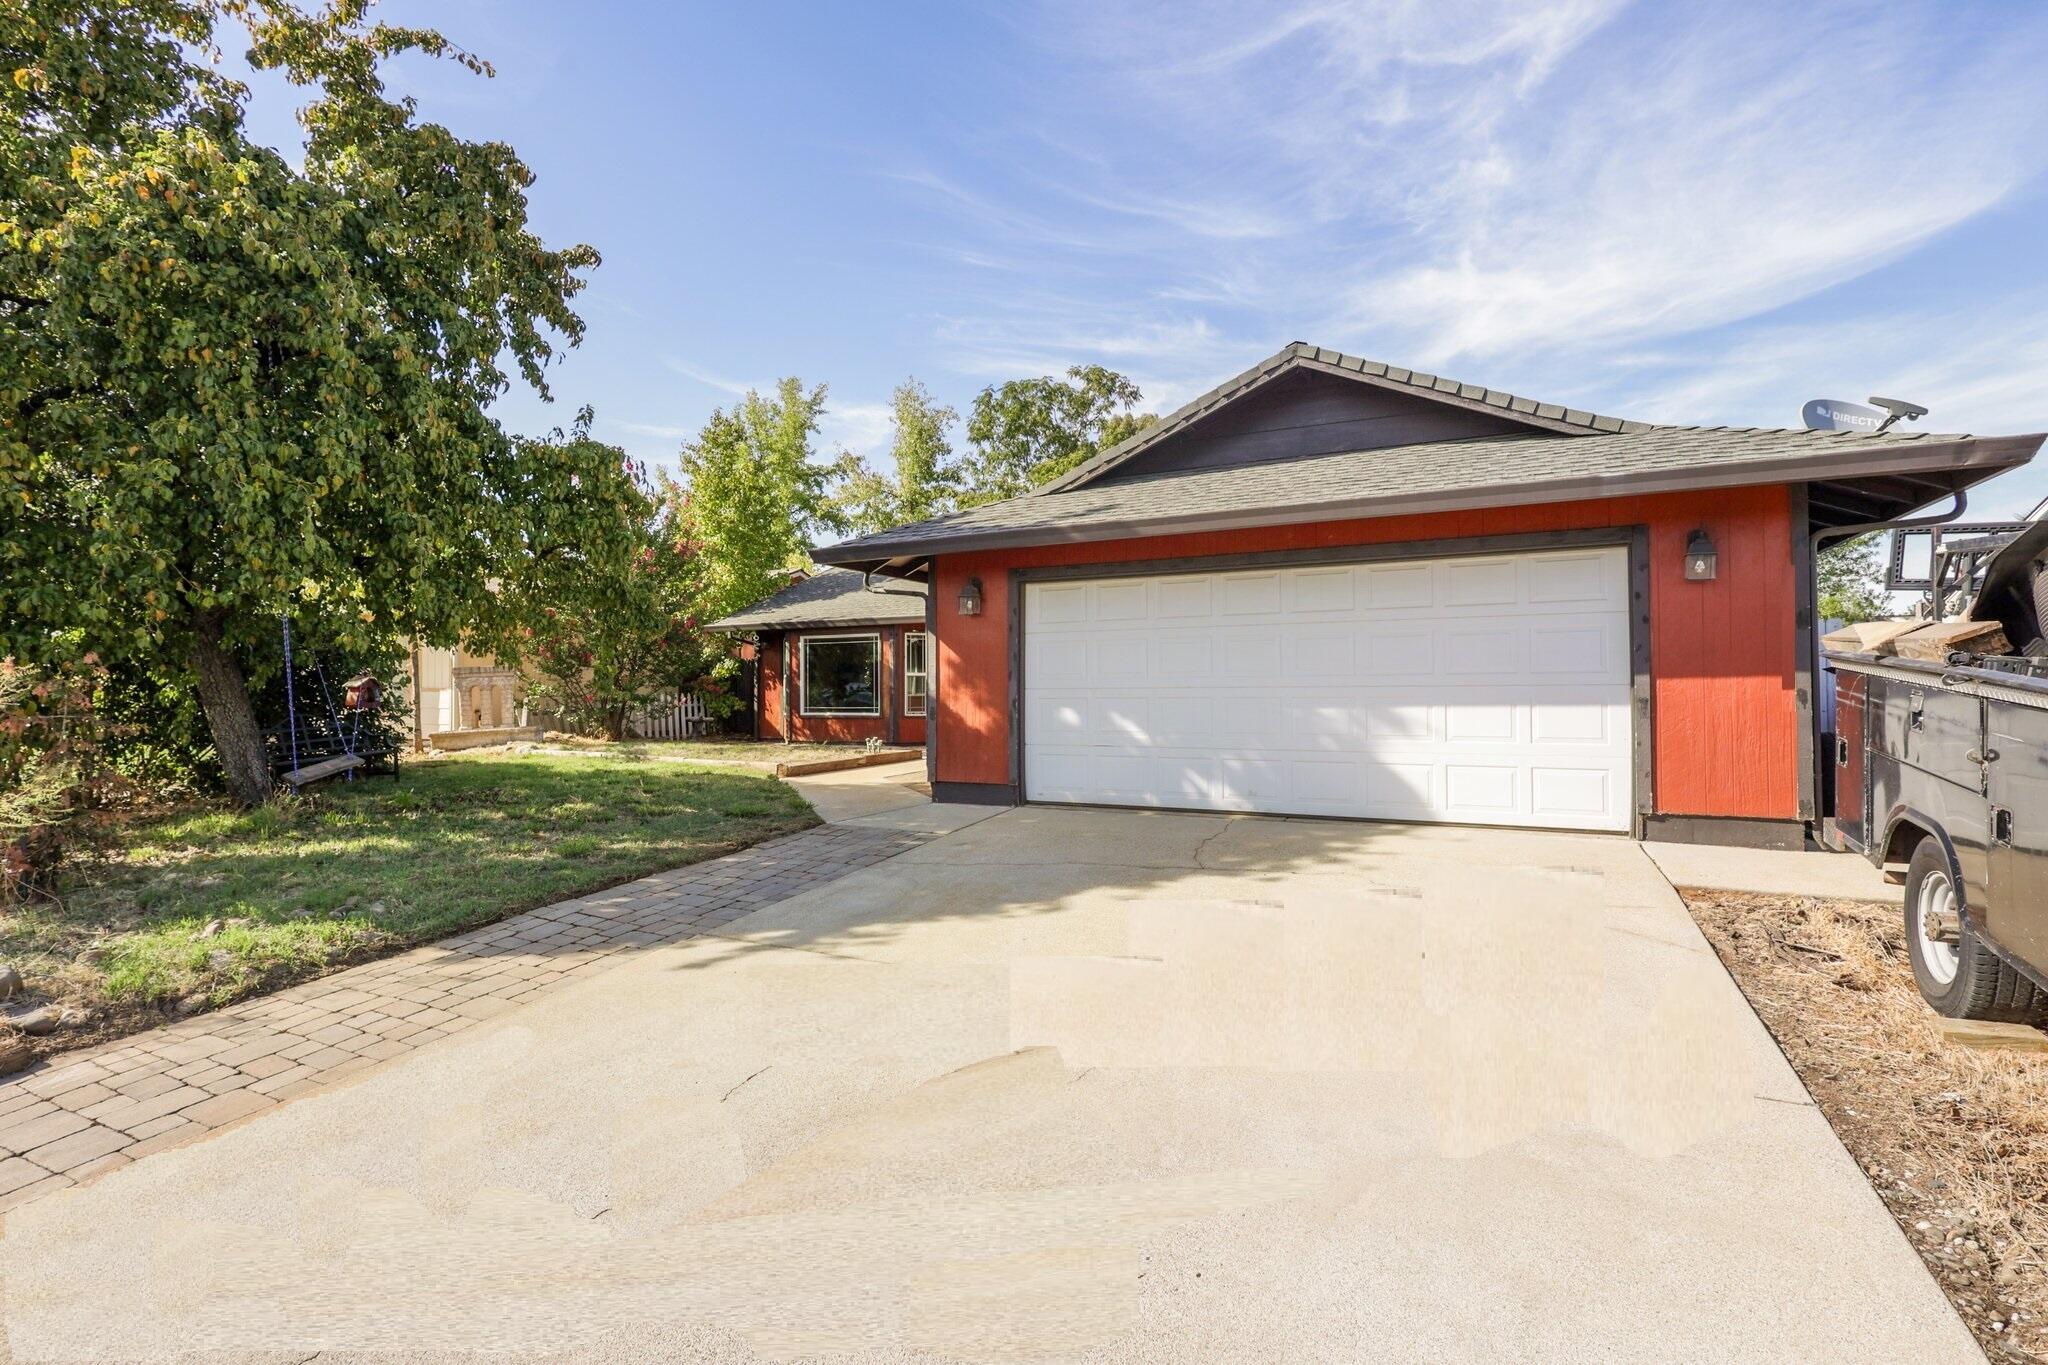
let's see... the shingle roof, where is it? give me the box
[707,567,926,631]
[1038,340,1654,495]
[815,425,2042,565]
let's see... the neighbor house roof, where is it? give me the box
[707,567,926,632]
[815,424,2043,570]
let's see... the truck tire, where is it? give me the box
[1903,836,2048,1023]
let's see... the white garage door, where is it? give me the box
[1022,547,1635,831]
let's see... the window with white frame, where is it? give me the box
[903,631,928,716]
[800,634,880,716]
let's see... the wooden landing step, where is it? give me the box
[1933,1017,2048,1053]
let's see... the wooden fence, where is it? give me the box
[626,689,713,740]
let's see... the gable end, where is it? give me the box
[1089,365,1552,486]
[1040,341,1646,494]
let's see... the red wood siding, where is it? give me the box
[755,626,928,746]
[931,485,1800,819]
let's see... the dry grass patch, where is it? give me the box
[1685,888,2048,1362]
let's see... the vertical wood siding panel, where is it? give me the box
[934,560,1014,782]
[758,633,785,742]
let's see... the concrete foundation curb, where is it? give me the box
[774,749,922,779]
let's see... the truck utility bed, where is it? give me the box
[1822,516,2048,1019]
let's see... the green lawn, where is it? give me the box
[4,752,818,1044]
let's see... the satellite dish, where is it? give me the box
[1801,398,1888,433]
[1869,396,1928,424]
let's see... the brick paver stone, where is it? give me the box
[0,821,927,1212]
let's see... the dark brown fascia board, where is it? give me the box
[1035,342,1599,496]
[1033,347,1291,496]
[814,433,2043,567]
[733,559,931,597]
[1287,349,1618,436]
[708,613,923,633]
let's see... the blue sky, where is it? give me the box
[239,0,2048,516]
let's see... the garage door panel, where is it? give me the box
[1286,698,1366,744]
[1217,757,1288,804]
[1529,621,1623,675]
[1533,767,1612,819]
[1288,757,1371,806]
[1155,577,1215,618]
[1089,751,1191,802]
[1444,703,1516,743]
[1150,632,1215,679]
[1147,696,1215,744]
[1087,698,1147,745]
[1444,559,1519,606]
[1095,637,1149,678]
[1287,567,1356,613]
[1364,564,1433,609]
[1366,761,1437,810]
[1219,573,1282,615]
[1360,627,1434,674]
[1364,703,1433,741]
[1094,580,1150,621]
[1286,626,1355,676]
[1028,694,1090,741]
[1023,547,1632,831]
[1528,551,1622,606]
[1530,701,1615,744]
[1444,763,1519,814]
[1445,628,1521,674]
[1030,583,1090,625]
[1217,626,1282,677]
[1215,703,1292,746]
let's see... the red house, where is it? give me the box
[711,568,928,747]
[811,343,2042,848]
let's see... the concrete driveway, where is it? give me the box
[3,801,1975,1363]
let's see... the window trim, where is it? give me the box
[798,632,882,717]
[903,630,928,717]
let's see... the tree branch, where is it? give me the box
[0,292,49,312]
[16,384,93,421]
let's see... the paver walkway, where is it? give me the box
[0,821,928,1211]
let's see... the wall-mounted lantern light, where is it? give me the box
[957,576,984,616]
[1683,529,1719,581]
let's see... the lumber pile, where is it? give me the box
[1822,617,2010,661]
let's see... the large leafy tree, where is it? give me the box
[1,1,630,804]
[962,364,1154,504]
[833,377,964,535]
[500,427,728,742]
[676,377,840,622]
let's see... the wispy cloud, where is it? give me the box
[604,418,694,441]
[896,0,2048,416]
[1609,309,2048,438]
[1336,8,2042,360]
[820,401,895,458]
[637,366,897,460]
[660,358,752,397]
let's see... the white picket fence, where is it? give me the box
[626,689,714,740]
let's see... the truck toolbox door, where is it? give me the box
[1986,700,2048,971]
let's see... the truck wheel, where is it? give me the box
[1903,837,2047,1023]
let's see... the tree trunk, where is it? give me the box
[190,608,273,806]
